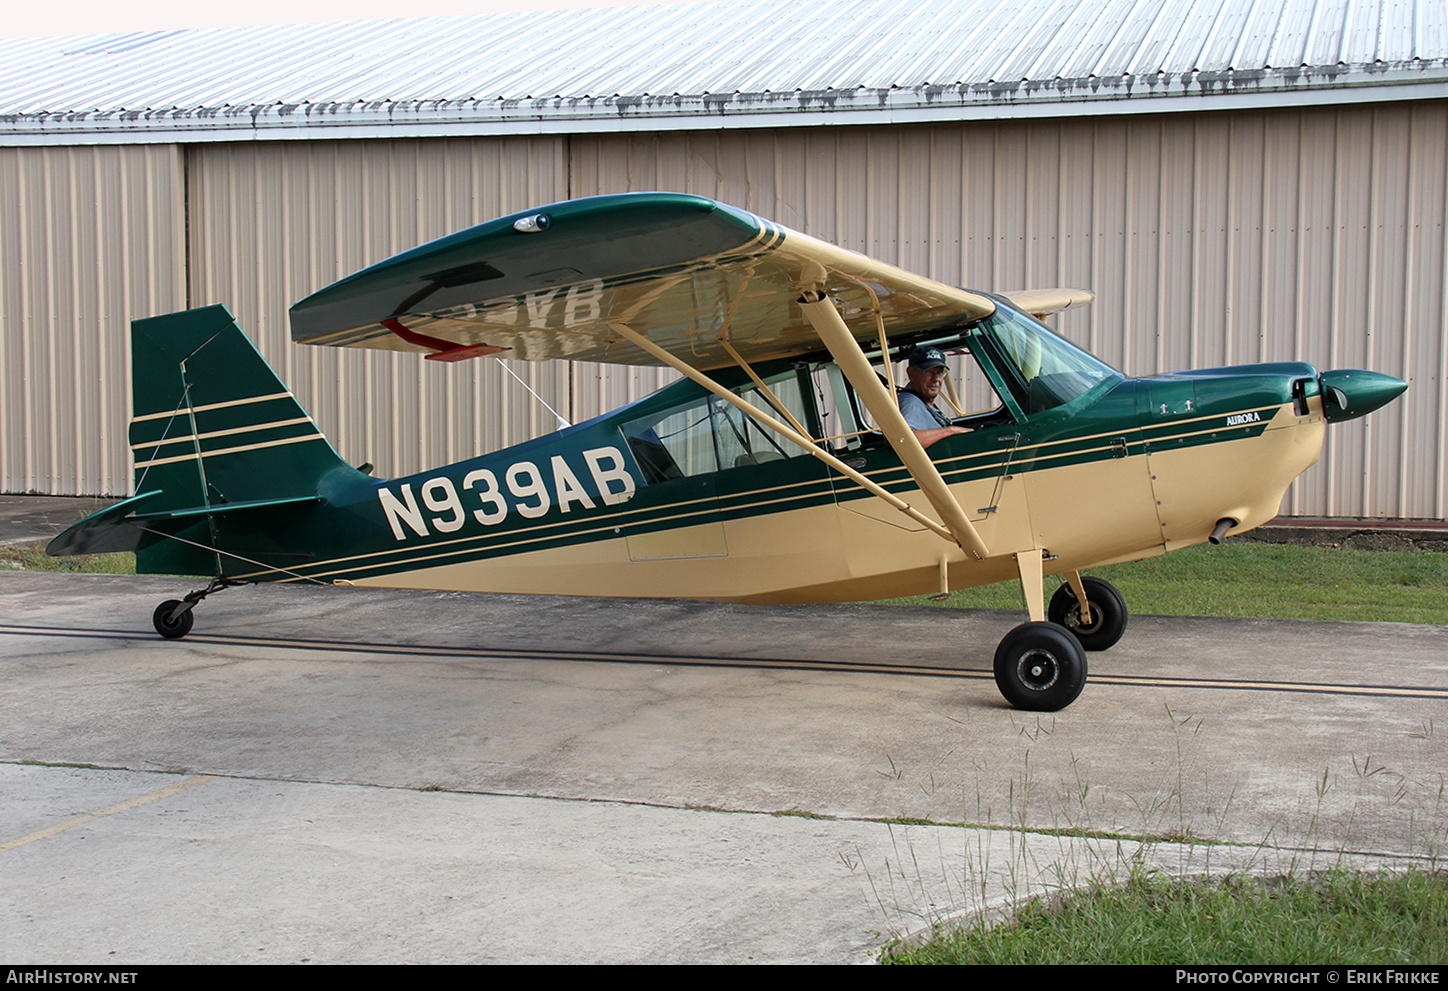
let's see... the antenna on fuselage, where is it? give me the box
[494,357,572,430]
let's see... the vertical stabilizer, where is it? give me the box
[127,305,351,574]
[130,305,348,508]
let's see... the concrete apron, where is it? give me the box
[1,572,1444,963]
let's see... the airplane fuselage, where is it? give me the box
[168,359,1326,605]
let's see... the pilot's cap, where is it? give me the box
[907,345,947,370]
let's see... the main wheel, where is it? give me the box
[152,599,194,640]
[1047,577,1127,652]
[993,622,1087,711]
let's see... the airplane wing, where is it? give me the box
[289,192,999,371]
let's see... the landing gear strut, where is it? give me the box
[1047,575,1127,652]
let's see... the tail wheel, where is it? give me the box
[993,622,1087,712]
[1047,577,1127,652]
[152,600,195,640]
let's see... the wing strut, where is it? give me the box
[607,322,965,546]
[798,293,989,560]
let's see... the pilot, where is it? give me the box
[898,345,970,449]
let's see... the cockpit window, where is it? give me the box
[979,302,1120,414]
[621,370,812,483]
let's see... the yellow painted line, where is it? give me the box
[271,467,836,579]
[259,479,862,583]
[130,417,315,452]
[131,392,295,423]
[1135,421,1267,447]
[924,402,1288,473]
[231,450,915,582]
[0,775,217,853]
[239,421,1231,582]
[134,432,326,469]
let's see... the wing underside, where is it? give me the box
[289,193,998,371]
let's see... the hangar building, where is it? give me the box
[1,0,1446,522]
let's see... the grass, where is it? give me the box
[771,807,834,820]
[885,542,1448,625]
[883,868,1448,964]
[0,541,135,575]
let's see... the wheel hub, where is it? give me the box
[1066,603,1103,634]
[1015,648,1059,691]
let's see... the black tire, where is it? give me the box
[152,599,194,640]
[1047,577,1127,652]
[993,622,1087,711]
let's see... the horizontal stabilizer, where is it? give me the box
[46,492,327,558]
[132,494,324,521]
[45,491,162,556]
[46,304,363,577]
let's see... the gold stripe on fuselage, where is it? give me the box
[237,400,1316,604]
[255,401,1282,585]
[238,470,838,582]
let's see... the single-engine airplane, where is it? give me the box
[48,192,1408,711]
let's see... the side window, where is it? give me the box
[841,351,1010,439]
[808,363,870,453]
[620,370,814,484]
[622,402,716,482]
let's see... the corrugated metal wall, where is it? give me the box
[2,102,1444,520]
[0,144,186,496]
[188,137,570,481]
[573,103,1448,519]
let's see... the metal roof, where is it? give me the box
[2,0,1446,145]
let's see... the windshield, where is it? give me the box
[979,302,1120,413]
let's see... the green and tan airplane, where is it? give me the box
[48,192,1408,711]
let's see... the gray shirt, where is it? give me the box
[898,388,952,430]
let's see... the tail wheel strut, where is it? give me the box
[151,578,247,640]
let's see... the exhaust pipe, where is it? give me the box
[1209,518,1236,545]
